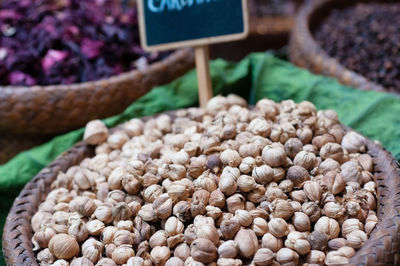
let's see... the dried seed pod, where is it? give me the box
[286,166,310,188]
[261,233,282,253]
[32,225,56,249]
[247,217,266,238]
[318,159,340,175]
[167,183,189,202]
[94,205,113,224]
[342,131,366,153]
[192,189,210,205]
[87,220,105,236]
[190,238,217,264]
[220,218,240,240]
[365,212,378,235]
[307,231,328,251]
[346,230,367,249]
[248,117,271,137]
[323,171,346,195]
[253,248,274,266]
[173,201,192,222]
[234,229,259,258]
[190,200,206,217]
[262,143,287,167]
[208,189,225,208]
[303,181,322,203]
[220,149,241,167]
[302,202,321,222]
[284,231,311,255]
[69,196,97,217]
[234,209,253,227]
[174,243,191,261]
[165,217,184,236]
[218,240,238,258]
[285,138,303,159]
[279,180,293,193]
[81,238,103,263]
[84,120,109,145]
[341,219,364,238]
[325,251,349,265]
[70,257,94,266]
[341,161,362,184]
[195,224,219,245]
[314,216,340,239]
[320,143,345,164]
[306,250,326,265]
[226,194,245,213]
[358,154,373,172]
[323,202,345,219]
[290,190,307,204]
[112,245,135,264]
[239,144,260,158]
[237,175,256,192]
[48,234,80,260]
[268,218,289,238]
[188,159,205,178]
[294,151,317,171]
[113,202,133,223]
[328,238,348,250]
[252,165,274,185]
[292,212,311,232]
[273,199,294,220]
[265,186,287,202]
[276,248,299,265]
[97,258,117,266]
[150,246,171,265]
[68,219,88,243]
[153,194,173,220]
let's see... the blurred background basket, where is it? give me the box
[289,0,390,93]
[2,111,400,265]
[0,49,194,136]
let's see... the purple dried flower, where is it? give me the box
[81,38,103,59]
[0,0,169,86]
[9,71,36,86]
[42,50,69,73]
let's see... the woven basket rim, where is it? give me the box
[290,0,394,94]
[3,110,400,265]
[0,49,190,93]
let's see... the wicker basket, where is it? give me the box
[0,134,52,165]
[3,110,400,265]
[0,49,194,136]
[289,0,394,93]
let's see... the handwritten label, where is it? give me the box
[138,0,248,51]
[148,0,221,13]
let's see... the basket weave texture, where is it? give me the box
[0,49,194,136]
[3,112,400,265]
[289,0,391,94]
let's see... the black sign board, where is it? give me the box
[138,0,248,51]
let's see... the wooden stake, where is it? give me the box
[195,45,213,108]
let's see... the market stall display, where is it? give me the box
[3,94,399,265]
[0,0,194,135]
[289,0,398,94]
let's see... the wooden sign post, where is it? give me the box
[137,0,249,107]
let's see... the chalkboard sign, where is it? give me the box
[137,0,249,51]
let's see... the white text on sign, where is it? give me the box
[148,0,221,13]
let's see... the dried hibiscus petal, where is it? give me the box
[0,0,170,86]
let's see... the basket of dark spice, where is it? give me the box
[289,0,400,94]
[3,95,400,265]
[0,0,194,136]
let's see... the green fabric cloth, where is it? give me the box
[1,53,399,264]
